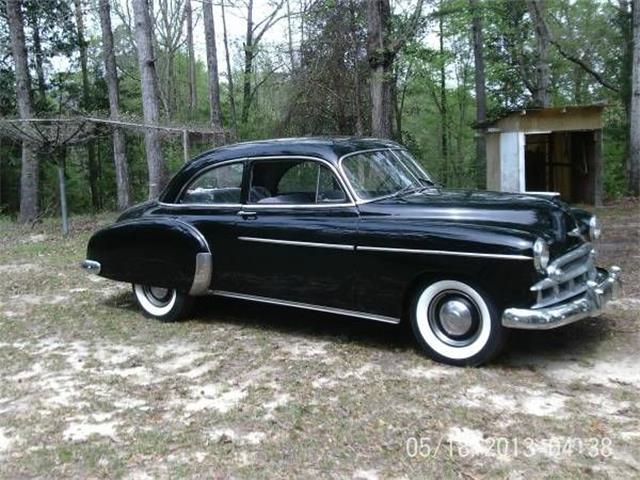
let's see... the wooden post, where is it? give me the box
[183,129,190,163]
[57,149,69,235]
[594,129,603,206]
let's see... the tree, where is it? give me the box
[99,0,130,210]
[526,0,551,107]
[220,0,238,133]
[366,0,424,137]
[185,0,197,115]
[22,0,75,110]
[630,0,639,195]
[74,0,101,210]
[437,6,448,164]
[349,0,365,135]
[156,0,185,117]
[283,0,367,136]
[25,5,45,105]
[470,0,487,188]
[132,0,168,199]
[203,0,222,128]
[241,0,284,124]
[6,0,38,223]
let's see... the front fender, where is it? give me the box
[85,218,212,295]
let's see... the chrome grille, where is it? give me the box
[530,243,597,309]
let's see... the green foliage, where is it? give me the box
[0,0,634,217]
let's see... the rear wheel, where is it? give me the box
[410,279,506,366]
[132,284,194,322]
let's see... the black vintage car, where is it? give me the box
[82,138,621,366]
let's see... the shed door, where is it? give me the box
[524,131,597,204]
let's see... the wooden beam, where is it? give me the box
[183,129,190,163]
[594,129,603,206]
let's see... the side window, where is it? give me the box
[278,162,318,194]
[248,159,347,204]
[181,162,244,204]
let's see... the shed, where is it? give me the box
[482,105,605,205]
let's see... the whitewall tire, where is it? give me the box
[133,284,194,322]
[410,279,505,366]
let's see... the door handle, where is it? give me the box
[237,210,257,219]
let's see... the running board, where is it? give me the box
[211,290,401,325]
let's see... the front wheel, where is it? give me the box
[132,284,194,322]
[410,279,506,366]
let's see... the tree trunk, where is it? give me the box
[286,0,295,71]
[241,0,255,124]
[26,10,46,106]
[185,0,197,115]
[470,0,487,188]
[74,0,101,210]
[6,0,38,223]
[221,0,238,134]
[99,0,130,210]
[367,0,393,138]
[526,0,551,107]
[439,11,449,177]
[630,0,640,196]
[203,0,223,128]
[349,0,364,136]
[392,72,401,141]
[132,0,168,199]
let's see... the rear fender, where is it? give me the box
[85,218,212,295]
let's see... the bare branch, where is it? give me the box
[390,0,426,54]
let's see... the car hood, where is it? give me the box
[359,188,583,253]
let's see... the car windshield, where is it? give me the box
[341,149,433,200]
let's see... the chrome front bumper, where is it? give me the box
[502,266,621,330]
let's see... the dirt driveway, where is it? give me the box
[0,202,638,479]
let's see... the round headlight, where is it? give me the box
[589,215,601,240]
[533,238,549,272]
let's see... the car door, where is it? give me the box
[155,160,246,292]
[231,157,360,310]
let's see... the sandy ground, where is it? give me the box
[0,201,638,479]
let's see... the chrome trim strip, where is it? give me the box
[238,236,355,250]
[189,252,213,296]
[158,201,356,210]
[80,260,101,275]
[244,202,356,209]
[158,201,243,208]
[212,290,400,324]
[356,245,532,260]
[237,237,530,259]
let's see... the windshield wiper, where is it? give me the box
[388,184,422,199]
[417,176,435,186]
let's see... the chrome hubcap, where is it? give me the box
[439,299,473,336]
[149,287,169,299]
[428,291,481,347]
[143,286,173,307]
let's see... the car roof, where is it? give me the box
[190,137,403,165]
[160,137,403,202]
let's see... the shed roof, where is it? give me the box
[476,104,606,132]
